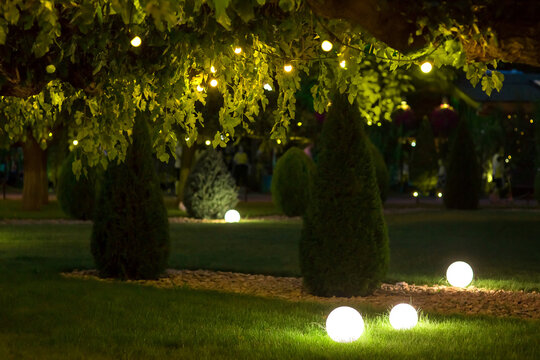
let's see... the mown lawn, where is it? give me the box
[0,210,539,359]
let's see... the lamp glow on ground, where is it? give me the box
[325,306,364,343]
[389,304,418,330]
[446,261,474,287]
[224,209,240,223]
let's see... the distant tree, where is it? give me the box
[300,93,389,297]
[91,114,169,279]
[410,118,438,194]
[444,119,480,209]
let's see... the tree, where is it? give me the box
[410,118,438,194]
[300,93,389,297]
[444,119,481,209]
[91,114,169,279]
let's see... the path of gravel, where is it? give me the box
[64,269,540,320]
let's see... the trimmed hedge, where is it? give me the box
[367,139,390,203]
[271,147,315,216]
[183,149,238,219]
[56,151,98,220]
[91,115,170,280]
[300,93,389,297]
[443,119,480,209]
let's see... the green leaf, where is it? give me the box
[213,0,232,29]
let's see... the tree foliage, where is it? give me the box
[0,0,506,171]
[300,93,389,297]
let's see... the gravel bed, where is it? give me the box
[64,269,540,320]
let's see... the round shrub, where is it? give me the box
[443,119,480,209]
[183,149,238,219]
[367,139,389,203]
[300,93,389,297]
[271,147,315,216]
[91,115,170,280]
[56,151,98,220]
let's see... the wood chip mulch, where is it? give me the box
[63,269,540,320]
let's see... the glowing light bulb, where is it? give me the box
[210,65,216,73]
[276,139,282,144]
[205,140,211,146]
[210,79,218,87]
[339,60,347,69]
[263,83,273,91]
[234,47,242,54]
[224,209,240,223]
[48,132,53,137]
[130,36,142,47]
[420,61,432,73]
[367,121,372,126]
[326,306,364,343]
[72,140,78,146]
[437,192,443,198]
[377,122,382,127]
[446,261,474,287]
[284,64,293,73]
[530,119,534,124]
[297,122,302,127]
[196,85,204,92]
[413,191,419,198]
[411,141,416,147]
[321,40,333,52]
[389,304,418,330]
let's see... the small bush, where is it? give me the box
[91,115,170,280]
[183,149,238,219]
[444,119,480,209]
[271,147,315,216]
[367,139,389,203]
[300,93,389,297]
[56,151,98,220]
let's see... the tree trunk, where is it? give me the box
[176,145,197,206]
[22,132,48,210]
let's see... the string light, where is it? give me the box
[130,36,142,47]
[411,140,416,147]
[48,132,53,137]
[530,119,534,124]
[276,139,282,144]
[413,191,419,198]
[377,122,382,127]
[420,61,432,73]
[339,60,347,69]
[210,79,218,87]
[263,83,273,91]
[321,40,333,52]
[196,85,204,92]
[437,192,443,198]
[284,64,293,73]
[234,47,242,54]
[297,122,302,127]
[72,140,78,146]
[205,140,211,146]
[210,65,216,73]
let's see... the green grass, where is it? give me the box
[0,211,539,359]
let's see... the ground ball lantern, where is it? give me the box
[325,306,364,343]
[224,209,240,223]
[389,304,418,330]
[446,261,474,287]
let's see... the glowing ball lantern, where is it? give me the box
[209,79,218,87]
[321,40,333,52]
[325,306,364,343]
[389,304,418,330]
[224,209,241,223]
[420,61,432,73]
[446,261,474,287]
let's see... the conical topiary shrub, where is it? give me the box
[410,118,438,195]
[300,93,389,297]
[91,114,170,279]
[443,119,480,209]
[367,139,390,203]
[56,151,99,220]
[183,149,238,219]
[271,147,315,216]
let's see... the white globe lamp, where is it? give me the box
[389,304,418,330]
[446,261,474,287]
[224,209,240,223]
[325,306,364,343]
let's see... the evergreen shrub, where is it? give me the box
[444,119,480,209]
[57,151,98,220]
[410,118,438,194]
[183,149,238,219]
[91,115,170,279]
[271,147,315,216]
[300,93,389,297]
[367,139,390,203]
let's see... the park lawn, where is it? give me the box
[0,210,539,359]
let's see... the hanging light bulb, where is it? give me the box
[420,61,433,73]
[263,83,273,91]
[72,140,79,146]
[210,79,218,87]
[196,85,204,92]
[321,40,333,52]
[284,64,293,73]
[234,47,242,54]
[339,60,347,69]
[205,140,211,146]
[210,65,216,73]
[130,36,142,47]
